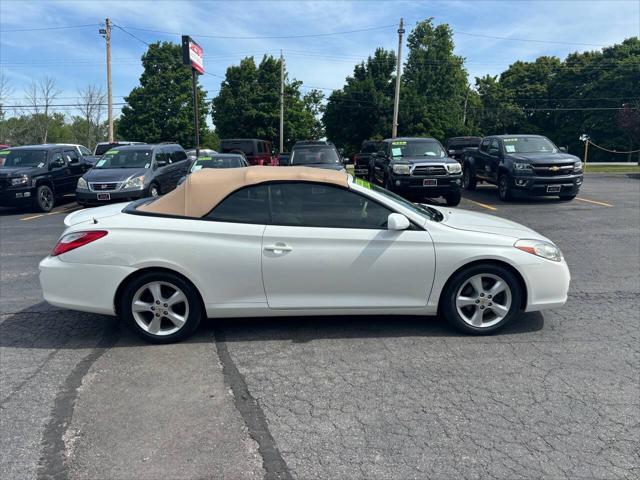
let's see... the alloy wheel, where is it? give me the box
[455,273,512,328]
[39,187,53,211]
[131,281,190,336]
[149,185,159,197]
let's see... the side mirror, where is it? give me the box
[342,157,349,165]
[156,159,168,167]
[387,213,410,231]
[449,149,456,156]
[559,146,567,153]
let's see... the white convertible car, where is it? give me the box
[40,167,570,343]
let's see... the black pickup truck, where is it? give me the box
[0,144,92,211]
[462,135,583,201]
[371,137,463,206]
[353,140,383,180]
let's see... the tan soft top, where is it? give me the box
[138,166,349,218]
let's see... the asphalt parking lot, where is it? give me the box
[1,174,638,480]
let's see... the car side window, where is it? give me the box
[64,149,79,164]
[50,151,65,168]
[205,184,270,224]
[269,182,392,229]
[490,139,500,154]
[171,148,187,162]
[155,150,168,166]
[480,138,491,152]
[79,146,92,156]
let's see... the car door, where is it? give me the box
[474,138,490,177]
[48,150,70,194]
[152,148,171,192]
[169,147,189,188]
[373,142,389,183]
[261,182,435,309]
[63,148,84,191]
[486,138,502,181]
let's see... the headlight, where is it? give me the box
[77,177,88,189]
[11,175,29,186]
[514,163,533,172]
[515,239,563,262]
[573,161,583,172]
[392,164,410,175]
[445,163,462,174]
[122,175,145,190]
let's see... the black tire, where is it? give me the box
[148,182,160,198]
[462,166,477,191]
[384,173,393,191]
[559,195,576,201]
[445,190,461,206]
[120,271,203,344]
[34,184,55,212]
[441,263,523,335]
[498,175,513,201]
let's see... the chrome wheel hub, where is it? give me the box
[131,281,189,336]
[455,273,512,328]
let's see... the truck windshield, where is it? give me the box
[0,150,48,168]
[503,137,558,154]
[94,149,152,169]
[391,140,446,159]
[290,146,340,165]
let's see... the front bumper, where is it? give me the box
[39,255,135,315]
[521,256,571,312]
[388,174,462,198]
[76,188,146,205]
[0,187,35,207]
[511,174,583,196]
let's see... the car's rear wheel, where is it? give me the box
[498,175,513,201]
[463,166,476,191]
[120,271,202,343]
[441,263,522,334]
[35,185,55,212]
[445,190,461,206]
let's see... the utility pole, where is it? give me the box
[105,18,114,143]
[392,17,404,139]
[279,50,284,153]
[462,86,470,127]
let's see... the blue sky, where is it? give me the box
[1,0,639,119]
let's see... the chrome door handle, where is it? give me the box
[264,243,292,254]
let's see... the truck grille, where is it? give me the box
[532,163,575,176]
[89,182,121,191]
[412,165,447,176]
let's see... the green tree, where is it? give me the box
[118,42,208,147]
[400,18,470,139]
[212,55,321,151]
[474,75,524,135]
[323,47,396,152]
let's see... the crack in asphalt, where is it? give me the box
[215,328,293,480]
[36,323,120,480]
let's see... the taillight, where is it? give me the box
[52,230,108,256]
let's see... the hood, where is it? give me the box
[0,166,43,177]
[84,167,147,182]
[507,152,579,164]
[438,207,551,241]
[398,156,457,164]
[64,203,129,227]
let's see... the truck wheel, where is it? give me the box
[384,174,393,191]
[498,175,513,201]
[445,190,461,206]
[35,185,55,212]
[559,195,576,201]
[463,167,476,191]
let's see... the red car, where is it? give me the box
[220,138,276,166]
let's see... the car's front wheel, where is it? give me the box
[441,263,522,334]
[120,271,202,343]
[498,175,513,201]
[445,190,461,206]
[148,183,160,198]
[34,184,55,212]
[462,166,476,191]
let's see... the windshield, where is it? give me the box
[191,155,245,171]
[353,178,442,222]
[0,150,48,168]
[290,146,340,165]
[503,136,558,154]
[390,140,446,159]
[94,149,153,169]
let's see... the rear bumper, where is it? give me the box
[39,255,135,315]
[0,187,35,207]
[76,188,146,205]
[511,174,583,196]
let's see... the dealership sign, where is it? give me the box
[182,35,204,74]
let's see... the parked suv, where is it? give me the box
[444,136,482,162]
[371,137,463,205]
[353,140,384,179]
[76,144,189,206]
[462,135,583,201]
[289,141,345,171]
[0,144,92,211]
[220,139,274,165]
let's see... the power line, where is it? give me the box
[0,24,100,33]
[452,30,608,47]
